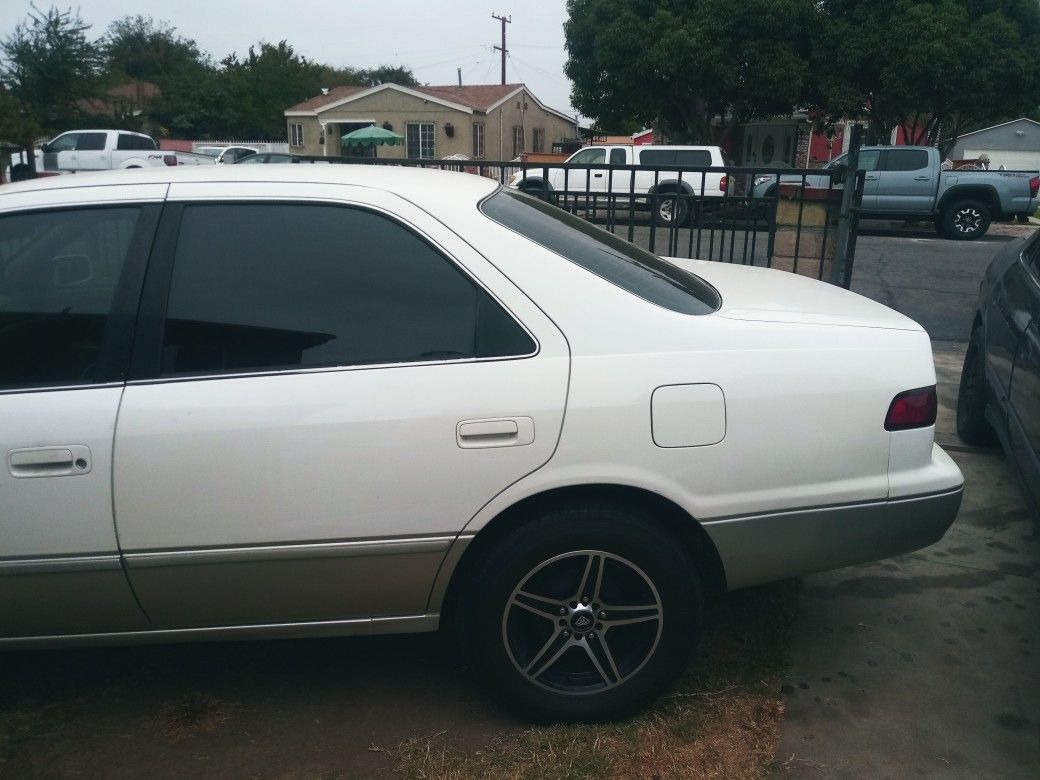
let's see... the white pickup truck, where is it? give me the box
[512,145,728,225]
[38,130,215,173]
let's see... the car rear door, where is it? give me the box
[113,182,569,629]
[0,186,163,639]
[874,149,934,213]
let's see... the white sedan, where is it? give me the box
[0,166,962,721]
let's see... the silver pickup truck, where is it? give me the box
[751,145,1039,240]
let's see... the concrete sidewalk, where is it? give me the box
[775,342,1039,778]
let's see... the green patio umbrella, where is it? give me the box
[340,125,404,157]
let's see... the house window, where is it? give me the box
[532,128,545,153]
[512,126,525,158]
[406,122,435,159]
[472,122,485,158]
[288,122,304,147]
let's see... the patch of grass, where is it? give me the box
[378,580,800,780]
[153,691,238,742]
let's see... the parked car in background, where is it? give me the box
[195,145,259,164]
[233,153,333,164]
[38,130,215,173]
[751,145,1039,240]
[958,230,1040,513]
[511,145,729,226]
[0,165,962,722]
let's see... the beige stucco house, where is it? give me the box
[284,82,578,160]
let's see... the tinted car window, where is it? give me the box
[675,150,713,167]
[77,133,107,151]
[161,204,534,376]
[235,154,266,164]
[481,190,720,315]
[609,148,627,165]
[0,207,141,389]
[883,150,929,172]
[639,149,675,166]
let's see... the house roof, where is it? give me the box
[954,117,1040,141]
[285,82,575,124]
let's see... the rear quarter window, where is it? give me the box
[481,189,720,315]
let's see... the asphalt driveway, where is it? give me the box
[776,224,1040,777]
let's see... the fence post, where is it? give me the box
[831,124,864,287]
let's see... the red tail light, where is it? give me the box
[1030,176,1039,198]
[885,386,937,431]
[163,154,178,167]
[720,175,728,193]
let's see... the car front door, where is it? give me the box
[113,182,569,629]
[43,132,80,172]
[987,234,1040,406]
[874,148,934,213]
[0,188,163,639]
[558,147,606,200]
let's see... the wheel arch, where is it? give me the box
[648,179,694,196]
[937,185,1001,217]
[434,483,727,628]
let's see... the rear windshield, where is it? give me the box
[480,190,721,315]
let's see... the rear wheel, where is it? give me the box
[957,323,997,445]
[654,191,690,227]
[456,508,701,722]
[940,199,991,240]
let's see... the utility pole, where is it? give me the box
[492,13,511,85]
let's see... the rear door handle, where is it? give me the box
[7,446,91,478]
[457,417,535,448]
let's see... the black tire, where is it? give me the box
[957,324,997,445]
[653,191,690,227]
[940,198,991,240]
[518,181,552,202]
[456,507,701,722]
[10,163,31,182]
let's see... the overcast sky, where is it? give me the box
[6,1,579,117]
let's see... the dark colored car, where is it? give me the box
[958,229,1040,511]
[234,153,335,165]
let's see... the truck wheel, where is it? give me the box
[519,181,553,202]
[940,199,991,240]
[654,192,689,227]
[957,323,997,445]
[455,507,701,722]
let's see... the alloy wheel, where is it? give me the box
[953,207,982,234]
[501,550,663,695]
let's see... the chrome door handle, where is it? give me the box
[7,446,91,478]
[864,175,879,181]
[593,173,604,178]
[457,417,535,448]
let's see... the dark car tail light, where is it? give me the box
[1030,176,1039,198]
[720,175,728,193]
[163,154,178,167]
[885,386,937,431]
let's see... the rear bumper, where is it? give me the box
[703,487,963,590]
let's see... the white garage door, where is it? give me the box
[964,149,1040,172]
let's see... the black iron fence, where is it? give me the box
[285,155,865,287]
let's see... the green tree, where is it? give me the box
[813,0,1040,150]
[316,63,419,89]
[1,5,105,135]
[104,16,205,83]
[564,0,816,143]
[222,41,323,139]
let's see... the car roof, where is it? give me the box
[0,164,501,204]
